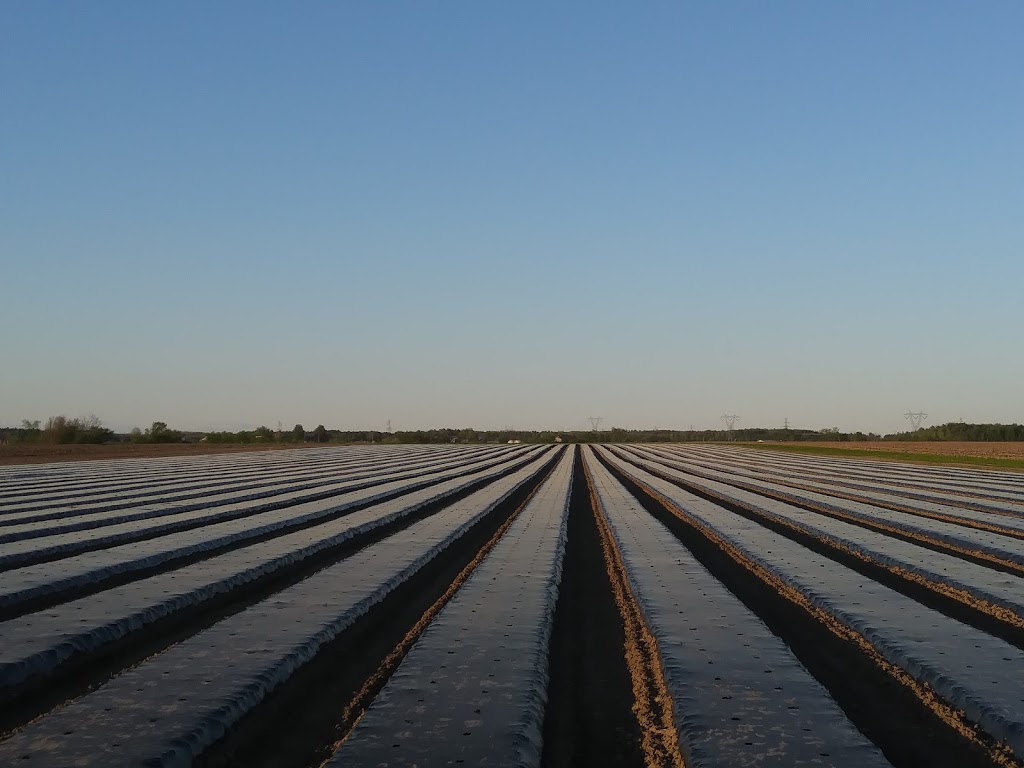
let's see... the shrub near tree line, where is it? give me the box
[32,415,115,445]
[130,422,184,444]
[203,426,281,444]
[0,417,113,445]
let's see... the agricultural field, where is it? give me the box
[797,441,1024,459]
[747,441,1024,471]
[1,444,1023,767]
[0,442,329,467]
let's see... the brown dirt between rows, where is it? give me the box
[796,442,1024,460]
[7,443,1019,766]
[0,442,329,466]
[0,456,550,738]
[196,451,562,768]
[622,452,1024,650]
[599,452,1018,768]
[541,451,647,768]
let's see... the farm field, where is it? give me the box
[1,444,1023,767]
[746,441,1024,471]
[797,441,1024,458]
[0,442,333,467]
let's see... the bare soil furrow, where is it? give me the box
[598,449,1022,768]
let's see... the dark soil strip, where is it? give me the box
[0,455,553,738]
[191,450,562,768]
[0,442,342,467]
[540,452,648,768]
[616,447,1024,579]
[0,453,543,623]
[598,452,1020,768]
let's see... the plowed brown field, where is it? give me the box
[798,442,1024,460]
[0,442,326,466]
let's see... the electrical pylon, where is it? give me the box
[905,411,928,430]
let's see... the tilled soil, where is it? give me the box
[774,442,1024,460]
[599,453,1013,768]
[0,442,328,466]
[541,455,647,768]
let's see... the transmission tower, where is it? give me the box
[587,416,603,431]
[720,414,740,430]
[904,411,928,431]
[783,417,790,430]
[386,419,392,433]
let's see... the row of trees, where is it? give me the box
[3,419,1023,446]
[886,422,1024,442]
[218,424,1022,444]
[0,419,324,446]
[265,426,880,444]
[0,420,336,446]
[129,422,184,444]
[1,416,114,445]
[202,424,330,444]
[380,427,880,444]
[0,417,183,445]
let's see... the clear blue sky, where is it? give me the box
[3,2,1022,434]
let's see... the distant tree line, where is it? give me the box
[203,424,321,444]
[129,422,184,444]
[0,416,114,445]
[3,419,1023,446]
[884,422,1024,442]
[203,423,1022,444]
[274,426,872,444]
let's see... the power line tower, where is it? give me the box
[587,416,603,431]
[720,414,740,430]
[386,419,392,433]
[905,411,928,431]
[783,417,790,430]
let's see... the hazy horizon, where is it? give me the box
[4,4,1022,437]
